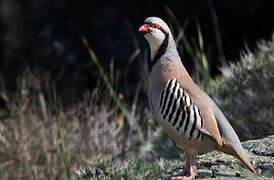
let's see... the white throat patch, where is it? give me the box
[144,28,166,60]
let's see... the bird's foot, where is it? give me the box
[170,173,196,180]
[171,155,197,180]
[170,169,196,180]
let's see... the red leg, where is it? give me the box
[171,155,197,180]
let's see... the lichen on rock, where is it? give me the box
[164,135,274,180]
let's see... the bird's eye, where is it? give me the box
[151,24,160,29]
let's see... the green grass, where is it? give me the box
[57,113,71,180]
[81,37,132,123]
[74,158,181,180]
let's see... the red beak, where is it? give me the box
[139,24,149,32]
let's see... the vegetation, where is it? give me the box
[0,8,273,178]
[204,35,274,140]
[0,69,146,179]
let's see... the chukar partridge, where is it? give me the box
[139,17,256,179]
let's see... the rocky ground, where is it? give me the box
[160,135,274,180]
[74,135,274,179]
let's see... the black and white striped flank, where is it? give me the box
[159,79,204,141]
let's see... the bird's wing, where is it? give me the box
[196,98,223,146]
[176,79,223,146]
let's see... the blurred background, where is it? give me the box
[0,0,273,179]
[1,0,274,99]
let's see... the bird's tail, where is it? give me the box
[217,141,258,175]
[211,100,257,175]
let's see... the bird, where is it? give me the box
[139,17,257,179]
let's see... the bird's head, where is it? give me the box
[139,17,170,46]
[139,17,177,69]
[139,17,170,56]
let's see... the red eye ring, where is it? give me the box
[150,23,160,29]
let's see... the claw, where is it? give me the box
[171,175,195,180]
[170,155,197,180]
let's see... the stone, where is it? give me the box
[164,135,274,179]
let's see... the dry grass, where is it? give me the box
[0,67,154,179]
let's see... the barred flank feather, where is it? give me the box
[159,79,203,141]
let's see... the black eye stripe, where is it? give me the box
[144,22,157,28]
[144,22,168,34]
[145,22,153,26]
[158,26,168,35]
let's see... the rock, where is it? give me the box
[163,135,274,179]
[74,136,273,179]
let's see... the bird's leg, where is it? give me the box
[171,155,197,180]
